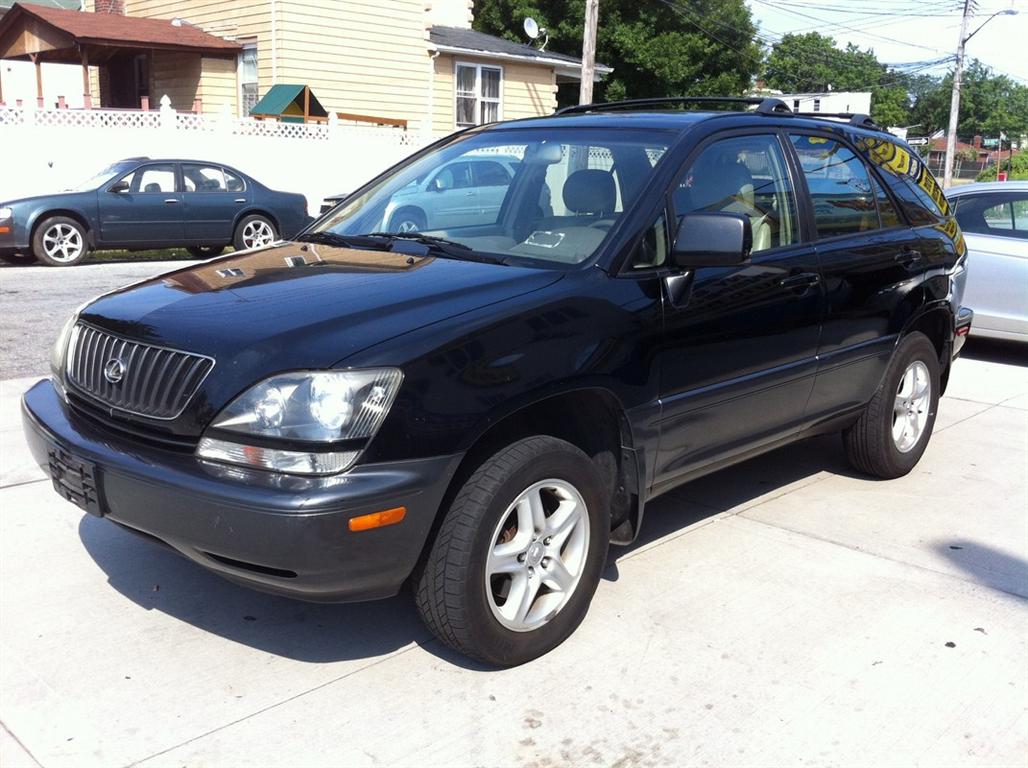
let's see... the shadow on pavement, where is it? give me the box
[934,540,1028,599]
[76,432,863,668]
[960,338,1028,367]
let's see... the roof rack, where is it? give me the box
[555,96,790,116]
[790,112,886,131]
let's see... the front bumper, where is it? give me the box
[22,379,462,602]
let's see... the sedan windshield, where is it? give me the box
[313,127,672,266]
[68,162,135,192]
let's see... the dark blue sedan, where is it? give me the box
[0,158,310,266]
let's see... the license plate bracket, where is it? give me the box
[47,445,104,517]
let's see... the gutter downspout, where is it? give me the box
[427,48,440,141]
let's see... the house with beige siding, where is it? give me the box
[0,0,608,135]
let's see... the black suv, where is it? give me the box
[23,97,972,666]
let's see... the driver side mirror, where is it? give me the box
[672,212,751,268]
[108,180,130,194]
[429,178,445,192]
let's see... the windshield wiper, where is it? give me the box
[295,231,391,250]
[364,232,507,265]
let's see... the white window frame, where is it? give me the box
[454,60,503,128]
[238,41,259,118]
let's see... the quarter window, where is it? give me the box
[790,135,878,238]
[456,63,502,127]
[675,134,798,252]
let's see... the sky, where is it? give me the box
[745,0,1028,84]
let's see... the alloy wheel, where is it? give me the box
[893,360,931,452]
[485,479,590,632]
[41,224,84,263]
[242,220,275,249]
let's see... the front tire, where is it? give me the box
[233,215,277,251]
[388,208,426,234]
[843,331,940,479]
[415,436,610,667]
[32,216,88,266]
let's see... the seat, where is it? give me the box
[143,183,162,193]
[689,161,772,252]
[563,169,616,218]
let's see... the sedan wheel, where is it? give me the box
[32,217,88,267]
[233,215,277,251]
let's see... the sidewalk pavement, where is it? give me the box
[1,347,1025,768]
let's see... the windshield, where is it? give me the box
[313,127,671,266]
[68,162,134,192]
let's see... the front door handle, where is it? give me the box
[778,272,821,293]
[163,198,179,205]
[895,248,923,268]
[234,198,246,203]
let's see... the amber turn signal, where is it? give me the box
[0,227,10,234]
[348,506,407,532]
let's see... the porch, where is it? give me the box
[0,2,239,112]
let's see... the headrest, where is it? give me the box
[692,161,754,211]
[563,169,616,215]
[143,183,161,193]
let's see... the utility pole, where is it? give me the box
[579,0,599,105]
[943,0,973,190]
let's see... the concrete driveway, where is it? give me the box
[1,328,1026,764]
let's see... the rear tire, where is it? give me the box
[843,331,940,479]
[415,436,610,667]
[32,216,88,266]
[233,215,277,251]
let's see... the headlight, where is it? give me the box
[197,368,402,475]
[50,314,78,380]
[0,207,12,221]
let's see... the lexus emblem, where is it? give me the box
[103,358,126,384]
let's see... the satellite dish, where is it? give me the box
[524,17,540,40]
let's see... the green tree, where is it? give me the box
[911,60,1028,139]
[473,0,762,105]
[765,32,914,127]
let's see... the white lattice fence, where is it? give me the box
[0,103,430,213]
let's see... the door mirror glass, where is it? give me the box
[672,212,751,268]
[429,177,445,192]
[108,179,130,194]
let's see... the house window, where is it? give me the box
[455,63,502,127]
[813,98,821,112]
[240,43,258,116]
[792,99,800,111]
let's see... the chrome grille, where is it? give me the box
[66,324,214,420]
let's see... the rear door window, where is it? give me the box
[789,135,878,238]
[852,135,948,225]
[954,193,1028,240]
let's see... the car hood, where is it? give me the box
[79,240,562,377]
[1,191,92,208]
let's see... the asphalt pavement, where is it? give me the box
[0,261,191,379]
[0,262,1026,767]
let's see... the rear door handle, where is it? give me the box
[164,198,179,205]
[895,248,922,267]
[778,272,821,292]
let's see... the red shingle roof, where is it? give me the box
[0,2,240,54]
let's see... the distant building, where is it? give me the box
[749,87,872,116]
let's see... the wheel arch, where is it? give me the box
[388,205,426,229]
[415,386,645,580]
[235,208,281,233]
[900,302,954,393]
[30,209,94,248]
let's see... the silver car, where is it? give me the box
[382,155,522,233]
[947,181,1028,342]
